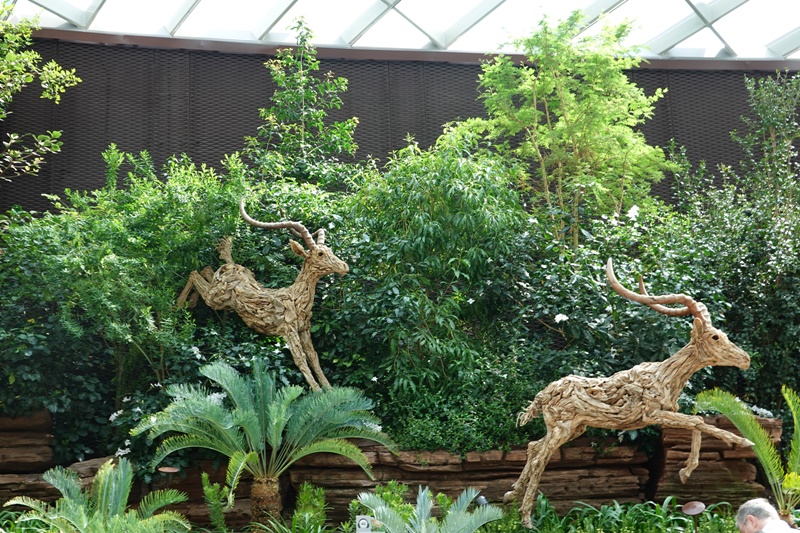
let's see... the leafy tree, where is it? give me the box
[0,2,80,182]
[131,360,397,525]
[244,18,360,187]
[3,458,190,533]
[357,486,503,533]
[663,70,800,406]
[322,128,527,395]
[460,11,669,247]
[695,386,800,525]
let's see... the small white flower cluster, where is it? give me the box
[555,313,569,323]
[115,439,131,457]
[108,410,123,422]
[208,392,227,405]
[750,404,775,418]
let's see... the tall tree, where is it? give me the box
[461,11,668,247]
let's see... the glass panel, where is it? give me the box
[714,0,800,58]
[354,9,432,49]
[668,27,726,58]
[265,0,377,46]
[90,0,188,35]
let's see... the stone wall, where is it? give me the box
[655,415,779,504]
[0,412,778,526]
[290,437,649,522]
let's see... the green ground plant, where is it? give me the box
[695,386,800,524]
[3,458,189,533]
[357,486,503,533]
[131,360,396,526]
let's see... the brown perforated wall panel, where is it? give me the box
[0,39,763,212]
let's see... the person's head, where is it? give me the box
[737,498,780,533]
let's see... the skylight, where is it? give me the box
[10,0,800,60]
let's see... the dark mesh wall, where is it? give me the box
[0,38,762,212]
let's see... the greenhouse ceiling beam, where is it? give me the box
[257,0,300,42]
[166,0,202,36]
[769,27,800,58]
[645,0,749,56]
[29,0,105,29]
[341,0,400,47]
[580,0,628,27]
[420,0,507,50]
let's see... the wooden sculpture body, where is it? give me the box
[506,260,753,528]
[178,202,348,391]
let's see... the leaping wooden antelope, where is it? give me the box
[177,199,348,391]
[505,259,753,528]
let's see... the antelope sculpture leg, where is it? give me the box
[506,259,753,528]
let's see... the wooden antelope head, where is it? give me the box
[605,259,750,370]
[239,199,349,278]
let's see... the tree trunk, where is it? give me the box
[250,476,282,525]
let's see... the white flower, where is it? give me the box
[208,392,227,405]
[626,205,640,221]
[191,346,202,360]
[555,313,569,323]
[467,298,475,304]
[115,447,131,457]
[750,405,774,418]
[371,376,378,382]
[122,396,131,403]
[329,222,335,229]
[108,410,123,422]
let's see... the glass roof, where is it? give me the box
[7,0,800,60]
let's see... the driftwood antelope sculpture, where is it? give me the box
[505,259,753,528]
[177,200,348,391]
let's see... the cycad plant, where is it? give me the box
[3,457,189,533]
[357,486,503,533]
[131,360,397,525]
[695,385,800,524]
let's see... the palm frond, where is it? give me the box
[226,450,259,505]
[42,465,85,503]
[136,488,188,519]
[357,492,408,533]
[137,510,192,532]
[696,389,785,496]
[783,385,800,476]
[410,486,434,533]
[278,438,373,479]
[92,458,133,519]
[151,433,247,471]
[450,487,479,513]
[200,361,256,413]
[264,385,304,449]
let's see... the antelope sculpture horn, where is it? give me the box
[239,199,317,250]
[605,258,712,326]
